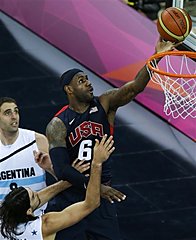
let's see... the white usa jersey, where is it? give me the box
[0,128,47,216]
[2,216,43,240]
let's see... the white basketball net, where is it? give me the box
[147,54,196,119]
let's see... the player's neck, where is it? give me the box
[0,129,19,145]
[69,102,90,113]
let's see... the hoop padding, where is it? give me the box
[147,51,196,119]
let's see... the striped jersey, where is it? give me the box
[0,128,47,216]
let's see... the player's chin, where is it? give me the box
[88,90,94,97]
[86,93,93,102]
[10,126,18,132]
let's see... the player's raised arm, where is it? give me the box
[41,135,115,238]
[99,39,177,112]
[33,180,72,210]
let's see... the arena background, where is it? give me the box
[0,1,196,239]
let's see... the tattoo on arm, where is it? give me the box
[101,85,135,111]
[101,64,150,111]
[46,117,67,149]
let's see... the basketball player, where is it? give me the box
[0,135,114,240]
[45,38,177,240]
[0,97,89,215]
[0,97,51,216]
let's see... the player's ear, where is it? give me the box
[65,85,73,95]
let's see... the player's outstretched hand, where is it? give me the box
[93,134,115,165]
[101,185,126,203]
[155,37,182,54]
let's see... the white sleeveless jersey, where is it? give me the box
[2,216,43,240]
[0,128,47,215]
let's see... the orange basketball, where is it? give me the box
[157,7,192,42]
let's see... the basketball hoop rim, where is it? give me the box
[147,51,196,78]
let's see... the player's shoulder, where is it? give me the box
[35,132,49,150]
[47,116,66,129]
[35,132,47,141]
[46,116,67,138]
[19,128,35,140]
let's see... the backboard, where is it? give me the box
[172,0,196,51]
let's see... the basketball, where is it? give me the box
[157,7,192,42]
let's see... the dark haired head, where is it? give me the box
[0,187,37,240]
[60,68,83,93]
[0,97,17,108]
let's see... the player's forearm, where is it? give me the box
[133,48,165,93]
[115,63,152,103]
[50,147,89,189]
[133,64,151,93]
[37,181,71,208]
[85,162,102,209]
[58,164,89,188]
[133,39,173,93]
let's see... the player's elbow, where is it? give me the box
[94,199,100,208]
[86,197,100,211]
[91,198,100,210]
